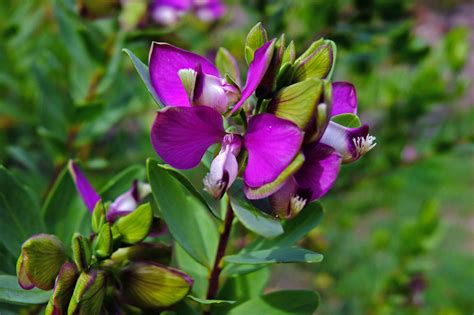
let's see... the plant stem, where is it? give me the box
[206,200,235,301]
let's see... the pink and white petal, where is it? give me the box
[243,114,303,188]
[231,40,275,113]
[294,143,342,201]
[68,160,100,212]
[107,181,140,222]
[331,81,357,116]
[150,106,225,169]
[149,42,220,107]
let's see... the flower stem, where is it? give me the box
[206,199,235,301]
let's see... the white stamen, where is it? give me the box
[290,195,307,214]
[353,134,377,155]
[203,173,226,199]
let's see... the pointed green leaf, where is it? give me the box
[224,247,323,265]
[270,79,323,129]
[72,233,92,272]
[0,275,51,305]
[227,290,319,315]
[147,159,218,267]
[18,234,67,290]
[123,48,163,107]
[121,262,192,308]
[114,203,153,245]
[331,113,362,128]
[228,181,284,239]
[245,22,268,64]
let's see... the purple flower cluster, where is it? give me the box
[150,0,225,26]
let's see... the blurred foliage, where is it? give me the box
[0,0,472,314]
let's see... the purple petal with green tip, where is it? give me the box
[68,161,100,212]
[149,42,220,107]
[331,82,357,116]
[150,106,226,169]
[294,143,342,202]
[243,114,303,188]
[231,40,275,113]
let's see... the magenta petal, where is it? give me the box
[194,1,225,21]
[68,161,100,213]
[294,143,342,201]
[331,82,358,116]
[150,0,192,25]
[149,42,220,107]
[151,106,226,169]
[231,40,275,114]
[243,114,303,188]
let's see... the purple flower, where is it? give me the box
[68,161,151,222]
[150,0,225,26]
[269,82,376,217]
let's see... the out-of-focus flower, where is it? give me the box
[150,0,225,26]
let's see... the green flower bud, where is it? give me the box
[94,223,113,259]
[72,233,92,272]
[113,203,153,245]
[45,262,79,315]
[17,234,67,290]
[91,201,107,234]
[293,39,336,82]
[120,262,192,309]
[68,271,106,315]
[110,243,171,267]
[245,22,268,64]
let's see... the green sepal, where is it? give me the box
[293,39,335,82]
[91,201,107,234]
[282,40,296,64]
[178,68,197,102]
[269,78,323,129]
[45,262,79,315]
[120,262,192,309]
[331,113,362,128]
[94,223,113,259]
[110,243,171,267]
[244,153,305,200]
[17,234,67,290]
[245,22,268,64]
[67,271,106,315]
[216,47,241,85]
[113,203,153,245]
[72,233,92,272]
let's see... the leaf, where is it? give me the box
[174,243,208,298]
[331,113,362,128]
[224,247,323,265]
[41,164,91,245]
[228,181,283,238]
[114,203,153,245]
[187,295,235,305]
[0,275,51,305]
[147,159,218,267]
[0,166,44,257]
[123,48,163,107]
[227,290,319,315]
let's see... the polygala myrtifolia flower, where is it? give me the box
[150,0,225,26]
[16,163,192,314]
[148,22,376,218]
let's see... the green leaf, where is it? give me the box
[187,295,235,305]
[41,164,91,245]
[0,165,45,256]
[227,290,319,315]
[269,79,323,129]
[123,48,163,107]
[245,22,268,64]
[224,247,323,265]
[0,275,51,305]
[331,113,362,128]
[174,243,208,298]
[147,159,218,267]
[114,203,153,245]
[215,48,240,85]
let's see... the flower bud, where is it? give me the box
[245,22,268,64]
[204,134,242,199]
[113,202,153,245]
[111,243,171,267]
[94,223,113,259]
[17,234,67,290]
[293,39,335,82]
[72,233,92,272]
[120,262,192,309]
[45,262,79,315]
[91,201,107,234]
[68,271,106,315]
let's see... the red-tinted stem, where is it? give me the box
[206,201,234,301]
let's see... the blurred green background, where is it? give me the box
[0,0,472,314]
